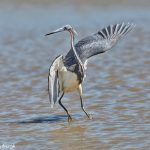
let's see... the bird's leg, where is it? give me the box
[80,95,92,119]
[78,85,92,119]
[58,92,72,122]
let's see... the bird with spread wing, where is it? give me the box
[45,23,135,121]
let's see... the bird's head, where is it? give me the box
[45,24,77,36]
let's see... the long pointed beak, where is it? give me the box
[45,27,64,36]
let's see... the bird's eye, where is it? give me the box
[64,27,67,30]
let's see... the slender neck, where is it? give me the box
[69,31,84,68]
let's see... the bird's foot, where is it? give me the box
[87,114,93,120]
[68,115,73,122]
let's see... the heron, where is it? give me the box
[45,23,134,121]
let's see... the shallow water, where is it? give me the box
[0,1,150,150]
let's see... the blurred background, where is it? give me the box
[0,0,150,150]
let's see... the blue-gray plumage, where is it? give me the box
[45,23,135,121]
[64,23,134,70]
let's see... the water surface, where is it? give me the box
[0,1,150,150]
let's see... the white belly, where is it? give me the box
[59,69,79,93]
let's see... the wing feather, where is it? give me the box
[64,23,135,70]
[48,55,63,108]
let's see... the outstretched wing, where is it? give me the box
[48,55,63,108]
[64,23,135,65]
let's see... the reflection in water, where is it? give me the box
[0,1,150,150]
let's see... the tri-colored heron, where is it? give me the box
[45,23,134,121]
